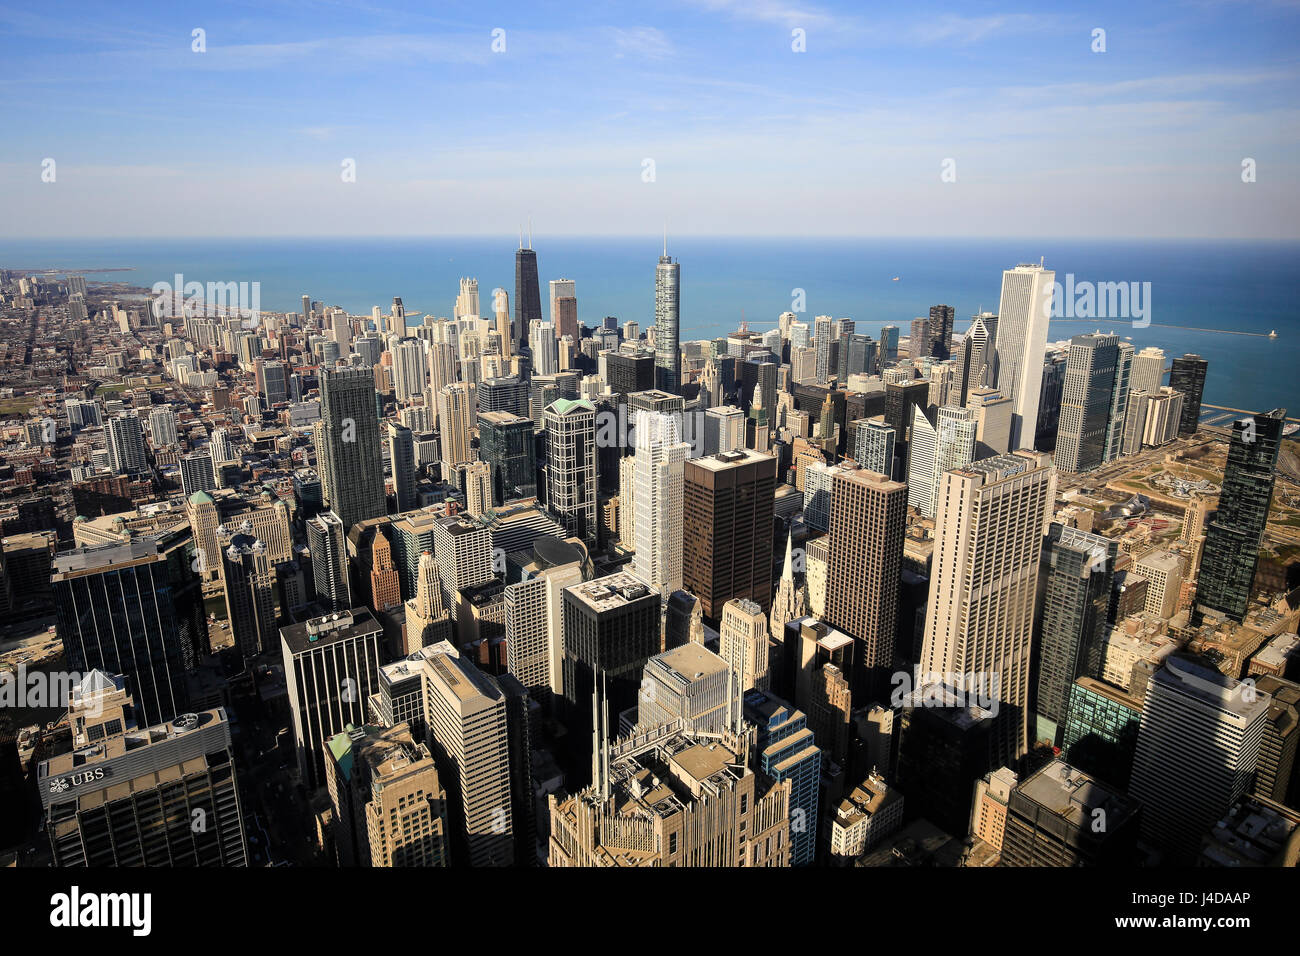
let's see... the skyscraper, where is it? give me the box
[1128,655,1271,863]
[927,304,955,360]
[654,252,681,393]
[1033,524,1117,746]
[106,411,148,475]
[280,608,386,790]
[1169,353,1209,436]
[769,531,810,644]
[543,398,598,547]
[436,383,476,477]
[1130,346,1166,395]
[992,262,1054,450]
[852,417,896,476]
[631,410,690,598]
[53,538,190,727]
[405,550,451,653]
[320,364,386,529]
[514,243,541,352]
[1055,333,1120,474]
[306,511,352,613]
[386,421,416,514]
[1196,409,1286,622]
[826,464,908,702]
[919,451,1055,765]
[219,527,278,663]
[1104,340,1133,462]
[719,597,771,694]
[478,410,537,505]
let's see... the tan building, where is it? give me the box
[720,597,770,694]
[970,766,1019,852]
[919,451,1055,765]
[548,723,792,867]
[325,722,450,867]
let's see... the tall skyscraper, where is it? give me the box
[53,538,190,727]
[219,528,278,664]
[654,252,681,393]
[38,673,247,866]
[307,511,352,613]
[992,262,1054,450]
[1169,353,1209,436]
[180,449,217,498]
[826,464,908,701]
[719,597,771,694]
[1033,524,1117,746]
[478,410,537,505]
[952,311,998,407]
[1196,409,1286,622]
[919,451,1055,764]
[419,641,516,866]
[320,365,386,529]
[392,337,427,403]
[280,608,385,790]
[1130,346,1166,395]
[543,398,598,546]
[631,411,690,598]
[436,383,476,477]
[514,242,541,352]
[386,421,416,514]
[405,550,451,653]
[769,531,810,644]
[1128,656,1271,863]
[1055,333,1120,474]
[813,315,833,383]
[1104,340,1133,462]
[106,412,148,475]
[907,405,976,519]
[927,304,955,359]
[852,417,896,476]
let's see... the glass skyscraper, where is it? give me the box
[654,253,680,393]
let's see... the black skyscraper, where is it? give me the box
[928,304,955,360]
[514,245,542,352]
[1169,353,1209,437]
[1196,408,1285,622]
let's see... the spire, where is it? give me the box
[782,528,795,579]
[663,223,667,257]
[518,224,523,250]
[527,216,533,250]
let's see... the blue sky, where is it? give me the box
[2,0,1297,238]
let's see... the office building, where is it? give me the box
[478,411,537,506]
[543,398,598,547]
[682,448,777,622]
[1061,677,1144,791]
[826,464,907,701]
[386,421,416,514]
[1128,656,1271,863]
[106,412,148,475]
[991,262,1054,449]
[654,252,681,393]
[281,608,386,790]
[319,365,387,529]
[1000,759,1140,866]
[1169,353,1208,436]
[436,383,476,476]
[307,511,352,613]
[636,642,732,734]
[219,528,278,663]
[851,417,895,476]
[631,410,690,598]
[919,452,1055,765]
[1055,333,1120,474]
[745,688,822,866]
[38,672,247,866]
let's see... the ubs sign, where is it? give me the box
[48,767,107,794]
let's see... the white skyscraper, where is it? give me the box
[1130,346,1166,395]
[1128,656,1270,864]
[632,410,690,597]
[906,404,978,519]
[813,315,833,383]
[530,320,558,375]
[992,263,1055,450]
[919,451,1055,765]
[392,337,427,404]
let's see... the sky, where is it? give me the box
[1,0,1298,239]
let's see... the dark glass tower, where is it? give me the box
[319,365,386,530]
[1195,408,1285,622]
[927,304,955,360]
[478,411,537,505]
[1169,353,1209,436]
[514,246,541,352]
[1033,524,1117,746]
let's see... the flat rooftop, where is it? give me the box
[280,607,382,654]
[567,571,655,611]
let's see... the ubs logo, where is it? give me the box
[48,768,105,793]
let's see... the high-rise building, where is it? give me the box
[1196,409,1286,622]
[1000,759,1140,866]
[744,688,821,866]
[504,542,585,701]
[419,641,516,866]
[703,405,745,455]
[1169,353,1209,437]
[280,608,385,790]
[1033,524,1117,746]
[637,642,732,734]
[991,263,1054,449]
[927,304,955,360]
[769,531,810,645]
[719,597,770,695]
[561,572,660,779]
[180,449,217,498]
[219,528,278,663]
[306,511,352,613]
[1055,333,1120,474]
[436,383,476,477]
[548,723,792,867]
[52,538,190,727]
[320,365,387,529]
[324,722,450,867]
[1104,340,1133,462]
[386,421,416,514]
[605,349,656,399]
[826,464,908,702]
[543,398,598,547]
[404,550,452,653]
[654,253,681,393]
[514,246,541,353]
[919,451,1055,765]
[682,448,776,622]
[478,410,537,505]
[38,672,247,866]
[1128,656,1271,863]
[1129,346,1166,395]
[106,412,148,475]
[392,337,427,403]
[966,387,1013,459]
[631,411,690,598]
[906,405,976,518]
[813,315,833,383]
[851,417,895,476]
[431,513,493,626]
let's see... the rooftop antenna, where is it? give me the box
[663,223,667,257]
[518,224,523,250]
[527,216,533,250]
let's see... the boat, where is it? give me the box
[1269,329,1278,338]
[892,276,900,282]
